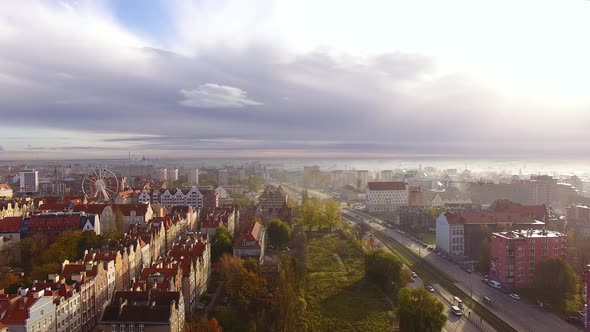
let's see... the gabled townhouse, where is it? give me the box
[79,254,116,302]
[0,288,57,332]
[233,221,266,263]
[136,262,183,292]
[167,233,210,313]
[139,186,204,208]
[200,207,236,238]
[32,279,81,332]
[84,251,123,294]
[99,289,185,332]
[59,260,107,332]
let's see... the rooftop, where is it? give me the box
[367,182,406,191]
[492,229,565,240]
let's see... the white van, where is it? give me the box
[451,305,463,317]
[488,280,501,289]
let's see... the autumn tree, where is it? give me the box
[211,227,234,262]
[267,219,291,248]
[217,255,272,323]
[324,200,341,231]
[365,249,403,292]
[396,287,446,332]
[534,258,578,311]
[188,317,222,332]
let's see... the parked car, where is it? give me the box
[453,296,464,309]
[483,296,494,305]
[426,285,435,293]
[451,305,463,317]
[509,293,521,300]
[411,272,418,278]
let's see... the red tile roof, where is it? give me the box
[0,217,23,233]
[0,183,11,190]
[445,212,544,225]
[488,199,546,219]
[234,222,263,249]
[368,182,406,191]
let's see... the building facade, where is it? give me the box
[19,170,39,193]
[489,230,566,289]
[233,221,266,263]
[366,182,408,213]
[188,169,199,186]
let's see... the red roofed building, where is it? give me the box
[0,183,13,199]
[99,289,184,332]
[59,260,107,331]
[233,221,266,263]
[32,278,81,332]
[0,289,57,332]
[366,181,408,213]
[436,200,547,259]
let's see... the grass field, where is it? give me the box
[304,232,393,331]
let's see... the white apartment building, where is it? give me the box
[19,169,39,193]
[435,213,465,257]
[366,182,408,213]
[188,169,199,185]
[170,169,179,182]
[154,168,168,181]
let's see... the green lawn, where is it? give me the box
[304,232,393,331]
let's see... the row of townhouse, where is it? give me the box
[200,206,239,238]
[0,206,209,332]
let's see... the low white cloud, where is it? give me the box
[179,83,262,109]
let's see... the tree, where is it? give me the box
[477,239,490,273]
[217,255,272,322]
[267,219,291,248]
[355,222,370,242]
[534,258,578,311]
[211,227,234,261]
[365,249,403,292]
[396,287,446,332]
[324,200,341,231]
[187,317,222,332]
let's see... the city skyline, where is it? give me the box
[1,0,590,159]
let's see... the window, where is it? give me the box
[112,325,118,332]
[139,324,144,332]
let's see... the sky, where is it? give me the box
[0,0,590,160]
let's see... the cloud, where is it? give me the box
[0,0,589,160]
[179,84,262,109]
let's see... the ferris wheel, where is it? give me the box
[82,168,119,201]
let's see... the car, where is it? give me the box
[426,285,435,293]
[483,296,494,304]
[481,278,489,283]
[509,293,521,300]
[450,305,463,317]
[488,280,501,289]
[411,272,418,278]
